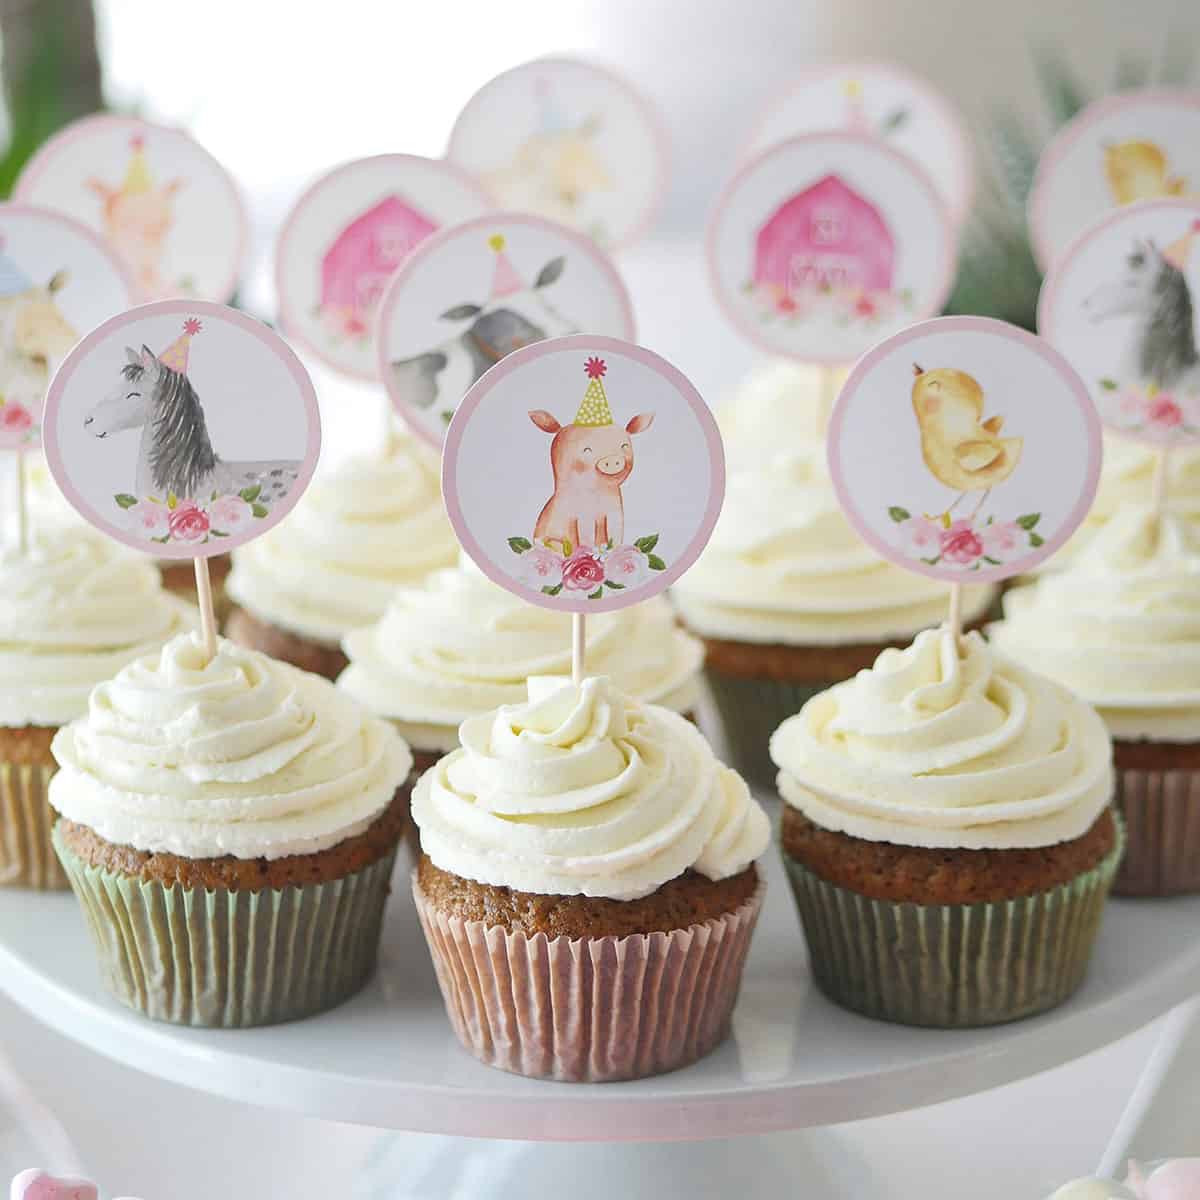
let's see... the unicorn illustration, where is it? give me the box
[1085,222,1200,397]
[82,319,300,505]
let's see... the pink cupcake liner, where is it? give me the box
[412,874,764,1082]
[1114,765,1200,897]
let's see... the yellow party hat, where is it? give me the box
[158,318,202,373]
[575,356,613,426]
[1163,219,1200,271]
[122,135,153,195]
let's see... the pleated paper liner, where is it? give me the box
[413,875,765,1082]
[781,818,1124,1029]
[53,826,398,1028]
[1113,766,1200,896]
[0,761,68,890]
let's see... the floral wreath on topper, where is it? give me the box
[42,299,321,561]
[442,335,724,615]
[377,212,636,448]
[1038,199,1200,449]
[827,316,1101,585]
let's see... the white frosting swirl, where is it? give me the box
[991,508,1200,742]
[339,558,702,750]
[770,628,1113,849]
[0,531,196,728]
[412,676,770,899]
[225,432,458,644]
[49,633,412,859]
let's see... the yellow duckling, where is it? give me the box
[911,363,1023,523]
[1104,140,1188,205]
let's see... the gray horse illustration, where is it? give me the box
[389,256,577,425]
[83,345,301,503]
[1086,238,1200,394]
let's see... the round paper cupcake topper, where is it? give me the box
[746,61,974,223]
[43,299,320,562]
[446,56,668,250]
[707,132,956,366]
[0,203,135,453]
[275,154,491,381]
[828,316,1101,585]
[378,212,636,446]
[1038,198,1200,447]
[14,114,246,303]
[1029,88,1200,270]
[442,335,724,615]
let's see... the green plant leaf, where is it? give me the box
[587,587,603,599]
[1029,532,1045,547]
[1017,513,1041,530]
[1099,378,1119,391]
[507,536,533,554]
[114,493,138,509]
[983,555,1002,565]
[239,484,261,502]
[646,554,666,571]
[210,529,229,537]
[887,506,911,523]
[541,583,563,596]
[151,534,169,544]
[920,555,942,566]
[604,579,625,589]
[634,533,659,553]
[251,502,269,518]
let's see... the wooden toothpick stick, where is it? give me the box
[572,613,585,685]
[1151,446,1170,518]
[14,451,27,555]
[948,581,963,648]
[194,556,218,661]
[818,366,838,436]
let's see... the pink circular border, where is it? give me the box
[13,113,249,305]
[445,55,670,253]
[826,315,1102,586]
[376,210,638,449]
[273,152,492,383]
[1037,196,1200,448]
[744,59,976,224]
[1028,87,1200,271]
[43,299,322,562]
[441,333,725,615]
[706,130,958,366]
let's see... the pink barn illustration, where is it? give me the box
[319,194,438,336]
[753,174,894,299]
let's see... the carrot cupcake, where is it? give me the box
[224,429,458,679]
[770,627,1120,1027]
[49,633,412,1027]
[338,556,703,786]
[0,529,195,889]
[411,675,770,1081]
[991,507,1200,895]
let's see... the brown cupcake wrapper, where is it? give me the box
[781,817,1124,1028]
[1113,765,1200,896]
[412,874,765,1082]
[54,826,397,1027]
[0,761,68,890]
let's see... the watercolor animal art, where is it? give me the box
[87,137,182,298]
[390,235,576,426]
[81,319,300,545]
[1104,139,1189,205]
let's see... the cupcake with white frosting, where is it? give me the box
[224,430,458,679]
[411,675,770,1081]
[338,555,703,780]
[0,530,195,889]
[991,508,1200,895]
[770,627,1121,1027]
[49,633,412,1027]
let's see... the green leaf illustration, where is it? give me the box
[646,554,666,571]
[561,539,573,556]
[239,484,261,502]
[541,583,563,596]
[114,493,138,509]
[1029,532,1045,547]
[251,503,269,518]
[888,506,911,523]
[588,587,604,599]
[441,411,453,425]
[920,555,942,566]
[983,555,1002,565]
[507,536,533,554]
[210,529,229,538]
[604,579,626,589]
[634,534,659,553]
[1016,513,1041,530]
[151,534,169,544]
[1099,378,1119,391]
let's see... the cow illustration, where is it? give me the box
[528,356,653,550]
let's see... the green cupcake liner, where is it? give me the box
[781,815,1125,1028]
[0,761,68,890]
[53,826,397,1028]
[704,670,825,791]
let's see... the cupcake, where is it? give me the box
[672,427,993,788]
[338,555,704,786]
[225,430,458,679]
[990,508,1200,895]
[0,530,195,889]
[49,633,412,1027]
[770,627,1121,1028]
[411,675,770,1081]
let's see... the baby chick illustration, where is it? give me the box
[911,363,1023,523]
[1104,140,1188,205]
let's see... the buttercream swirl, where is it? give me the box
[0,530,196,728]
[339,558,703,750]
[411,676,770,899]
[225,431,458,644]
[770,628,1112,849]
[49,633,412,859]
[991,508,1200,742]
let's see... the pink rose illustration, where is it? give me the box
[1146,394,1183,429]
[209,495,253,533]
[127,500,169,537]
[561,548,606,591]
[0,401,32,434]
[518,544,563,590]
[777,294,798,315]
[854,293,877,318]
[899,515,941,556]
[167,502,210,543]
[980,520,1022,558]
[939,520,984,566]
[603,544,650,587]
